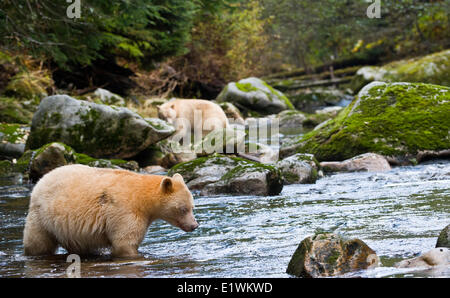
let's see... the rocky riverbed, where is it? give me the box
[0,160,448,278]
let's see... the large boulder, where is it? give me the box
[280,82,450,164]
[277,153,319,184]
[168,154,283,196]
[26,95,175,159]
[286,233,379,278]
[217,77,294,115]
[436,224,450,248]
[351,49,450,93]
[320,153,391,173]
[395,248,450,268]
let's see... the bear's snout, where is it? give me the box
[182,222,199,232]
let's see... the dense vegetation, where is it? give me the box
[0,0,449,97]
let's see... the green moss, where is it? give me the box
[282,171,300,183]
[288,83,450,161]
[0,160,13,175]
[326,249,341,266]
[0,97,35,124]
[14,150,34,173]
[262,81,295,110]
[236,82,259,93]
[5,70,53,100]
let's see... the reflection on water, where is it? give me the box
[0,161,449,278]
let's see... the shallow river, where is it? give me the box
[0,160,449,278]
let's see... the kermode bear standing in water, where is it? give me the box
[23,165,198,258]
[158,99,229,138]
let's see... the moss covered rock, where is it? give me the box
[17,142,139,182]
[217,77,294,115]
[351,49,450,93]
[26,95,175,159]
[436,224,450,248]
[280,82,450,163]
[286,233,379,278]
[277,153,319,185]
[168,154,283,196]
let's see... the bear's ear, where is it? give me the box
[172,173,184,182]
[160,177,173,193]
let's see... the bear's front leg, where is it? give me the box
[111,244,140,259]
[109,217,148,259]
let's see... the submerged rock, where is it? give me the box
[395,248,450,268]
[217,77,294,115]
[436,224,450,248]
[286,233,379,278]
[320,153,391,173]
[280,82,450,162]
[168,154,283,196]
[26,95,175,159]
[351,49,450,93]
[277,153,319,184]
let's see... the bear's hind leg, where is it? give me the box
[23,210,58,256]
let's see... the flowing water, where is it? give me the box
[0,160,449,278]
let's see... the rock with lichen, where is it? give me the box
[168,154,283,196]
[277,153,319,184]
[436,224,450,248]
[26,95,175,159]
[286,233,379,278]
[351,49,450,93]
[217,77,294,115]
[280,82,450,164]
[17,142,139,182]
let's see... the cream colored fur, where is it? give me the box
[23,165,197,258]
[158,99,229,138]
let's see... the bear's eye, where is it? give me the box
[179,207,188,214]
